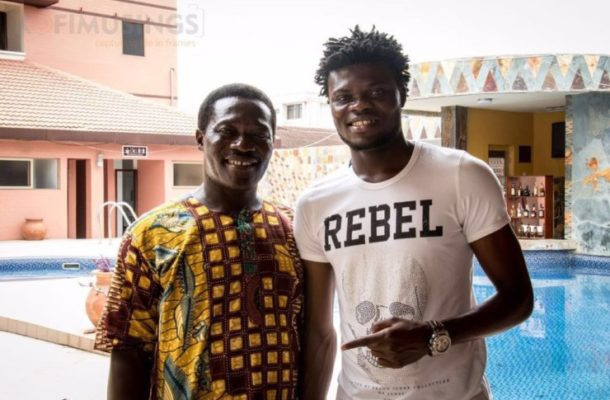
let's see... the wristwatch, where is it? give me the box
[427,320,451,356]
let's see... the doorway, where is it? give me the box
[115,168,137,236]
[67,159,88,238]
[488,149,507,192]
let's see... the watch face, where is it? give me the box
[435,335,451,352]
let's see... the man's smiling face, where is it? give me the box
[327,62,404,151]
[197,96,274,191]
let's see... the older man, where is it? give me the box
[96,84,303,400]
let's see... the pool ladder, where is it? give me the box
[97,201,138,243]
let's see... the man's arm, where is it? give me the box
[342,224,533,367]
[107,348,152,400]
[301,259,336,400]
[444,223,533,342]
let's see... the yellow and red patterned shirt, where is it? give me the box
[96,196,304,400]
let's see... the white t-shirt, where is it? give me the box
[294,141,509,400]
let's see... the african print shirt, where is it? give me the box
[95,196,304,400]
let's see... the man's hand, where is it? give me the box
[341,318,431,368]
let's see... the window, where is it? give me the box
[0,12,7,51]
[173,163,202,187]
[122,21,144,56]
[33,159,59,189]
[0,3,24,54]
[286,104,302,120]
[0,158,59,188]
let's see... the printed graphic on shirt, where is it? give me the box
[324,200,443,251]
[341,252,428,386]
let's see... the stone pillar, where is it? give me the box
[565,93,610,256]
[441,106,468,150]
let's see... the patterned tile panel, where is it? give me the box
[259,146,351,209]
[565,93,610,256]
[409,55,610,99]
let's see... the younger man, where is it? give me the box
[295,27,533,399]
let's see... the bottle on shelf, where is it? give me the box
[517,204,522,218]
[518,183,523,196]
[533,185,538,197]
[531,204,537,216]
[538,204,544,218]
[510,204,516,218]
[539,185,545,197]
[524,185,530,197]
[523,204,529,218]
[510,183,516,196]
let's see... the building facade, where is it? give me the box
[406,54,610,256]
[0,0,200,240]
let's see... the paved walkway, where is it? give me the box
[0,332,108,400]
[0,238,121,259]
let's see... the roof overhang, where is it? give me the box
[0,128,197,146]
[407,54,610,113]
[4,0,59,7]
[406,91,571,113]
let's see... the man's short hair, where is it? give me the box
[314,26,410,104]
[197,83,277,133]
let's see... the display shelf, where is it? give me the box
[506,175,553,239]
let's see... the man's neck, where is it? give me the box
[350,134,414,183]
[194,180,261,214]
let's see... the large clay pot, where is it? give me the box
[85,271,113,327]
[21,218,47,240]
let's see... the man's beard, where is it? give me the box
[339,126,402,152]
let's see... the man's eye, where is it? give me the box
[333,95,351,104]
[252,131,271,140]
[217,127,233,136]
[370,88,385,97]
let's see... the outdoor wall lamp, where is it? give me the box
[96,153,104,168]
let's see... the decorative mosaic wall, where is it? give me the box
[404,114,441,141]
[565,93,610,256]
[409,55,610,98]
[259,146,351,209]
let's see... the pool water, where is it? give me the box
[474,251,610,399]
[0,257,104,280]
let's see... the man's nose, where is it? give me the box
[349,95,373,113]
[230,134,255,151]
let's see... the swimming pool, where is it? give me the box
[1,250,609,399]
[474,251,610,399]
[0,257,108,280]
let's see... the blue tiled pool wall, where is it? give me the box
[474,251,610,277]
[473,253,610,399]
[0,257,115,279]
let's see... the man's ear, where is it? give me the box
[398,87,407,107]
[195,129,204,150]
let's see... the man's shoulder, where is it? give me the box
[263,200,294,223]
[126,198,195,239]
[418,141,466,166]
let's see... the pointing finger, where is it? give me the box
[371,318,396,333]
[341,330,386,351]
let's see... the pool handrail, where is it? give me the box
[97,201,138,243]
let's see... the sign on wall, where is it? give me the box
[122,145,148,158]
